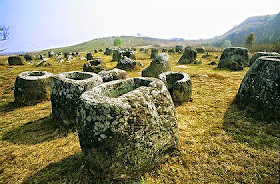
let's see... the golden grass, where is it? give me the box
[0,51,279,183]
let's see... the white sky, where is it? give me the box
[0,0,280,52]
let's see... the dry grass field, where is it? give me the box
[0,51,279,183]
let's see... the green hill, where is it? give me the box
[212,13,280,46]
[42,36,204,53]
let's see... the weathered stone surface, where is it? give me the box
[55,54,64,60]
[178,48,197,64]
[116,57,142,71]
[24,54,33,61]
[83,57,106,73]
[184,46,192,51]
[122,51,136,60]
[140,48,144,51]
[112,50,122,62]
[14,71,53,105]
[48,51,55,58]
[77,77,178,179]
[51,71,103,126]
[58,59,64,63]
[150,48,158,59]
[86,53,93,61]
[249,52,280,66]
[112,50,136,62]
[34,54,43,60]
[98,68,128,82]
[36,60,52,67]
[36,60,45,67]
[64,52,69,58]
[104,48,113,55]
[142,53,171,78]
[66,55,74,60]
[175,45,183,53]
[159,71,192,103]
[8,56,25,65]
[235,56,280,119]
[72,52,79,57]
[218,47,249,71]
[196,47,205,53]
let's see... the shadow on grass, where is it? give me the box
[0,101,21,114]
[23,152,96,184]
[23,152,145,184]
[223,103,280,150]
[2,115,75,145]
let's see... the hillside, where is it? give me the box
[41,36,202,53]
[212,13,280,46]
[40,36,207,54]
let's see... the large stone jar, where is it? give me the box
[14,71,53,105]
[77,77,178,179]
[50,71,102,126]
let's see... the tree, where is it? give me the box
[244,32,255,48]
[0,25,10,52]
[113,38,122,46]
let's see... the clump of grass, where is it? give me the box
[0,51,279,183]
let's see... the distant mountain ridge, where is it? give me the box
[40,12,280,53]
[211,13,280,46]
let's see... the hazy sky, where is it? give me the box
[0,0,279,53]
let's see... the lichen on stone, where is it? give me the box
[14,71,53,105]
[142,53,171,78]
[218,47,249,71]
[235,56,280,120]
[50,71,103,126]
[159,71,192,103]
[77,77,178,179]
